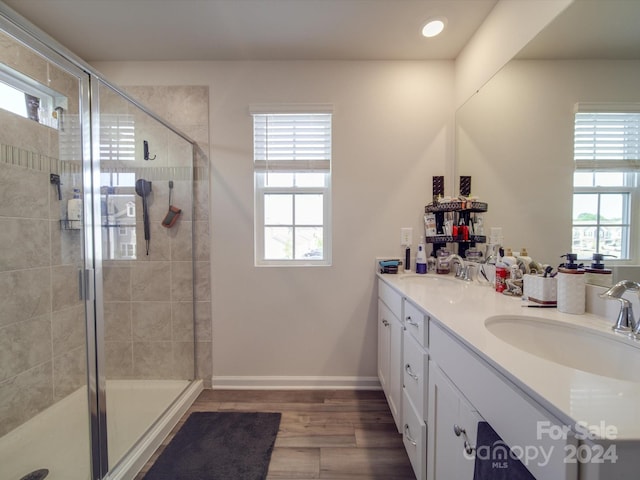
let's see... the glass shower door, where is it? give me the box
[0,22,96,480]
[1,6,199,480]
[95,79,195,471]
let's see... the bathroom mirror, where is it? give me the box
[455,0,640,266]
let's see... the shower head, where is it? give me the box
[135,178,152,198]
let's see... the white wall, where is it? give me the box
[456,59,640,266]
[93,60,455,388]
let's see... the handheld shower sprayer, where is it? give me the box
[135,178,152,255]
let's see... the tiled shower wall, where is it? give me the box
[0,29,86,436]
[104,85,212,386]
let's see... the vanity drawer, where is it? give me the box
[378,280,402,318]
[402,389,427,480]
[404,299,429,348]
[403,328,428,421]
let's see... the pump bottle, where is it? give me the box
[416,243,427,274]
[67,188,82,229]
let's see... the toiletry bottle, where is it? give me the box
[495,248,509,292]
[459,219,469,241]
[67,188,82,229]
[436,248,450,275]
[416,243,427,274]
[518,248,532,265]
[584,253,613,287]
[515,248,532,273]
[502,248,517,267]
[557,253,585,314]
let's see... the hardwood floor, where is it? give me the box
[135,389,416,479]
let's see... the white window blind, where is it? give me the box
[100,114,135,162]
[58,114,82,162]
[574,104,640,172]
[252,112,331,173]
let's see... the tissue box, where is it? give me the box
[523,274,557,304]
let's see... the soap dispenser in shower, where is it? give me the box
[67,188,83,230]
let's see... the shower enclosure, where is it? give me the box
[0,5,202,480]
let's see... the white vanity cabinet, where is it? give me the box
[377,275,581,480]
[377,281,403,432]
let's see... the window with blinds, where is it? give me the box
[574,110,640,171]
[100,114,135,162]
[573,105,639,261]
[252,107,332,266]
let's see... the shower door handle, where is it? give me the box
[78,268,95,301]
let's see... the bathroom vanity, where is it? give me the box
[377,273,640,480]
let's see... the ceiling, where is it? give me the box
[5,0,639,64]
[2,0,498,62]
[516,0,640,60]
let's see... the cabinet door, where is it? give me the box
[428,361,482,480]
[378,299,402,432]
[377,299,391,393]
[389,310,403,432]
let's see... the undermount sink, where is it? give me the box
[398,274,456,282]
[485,315,640,382]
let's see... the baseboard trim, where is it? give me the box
[210,375,381,390]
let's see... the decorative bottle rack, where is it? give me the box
[424,200,488,257]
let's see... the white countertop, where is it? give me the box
[377,272,640,442]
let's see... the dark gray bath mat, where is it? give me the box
[143,411,281,480]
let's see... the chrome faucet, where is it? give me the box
[484,244,501,265]
[599,281,640,336]
[447,254,471,281]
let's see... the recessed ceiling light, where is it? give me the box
[422,18,446,38]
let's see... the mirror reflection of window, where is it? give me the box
[101,172,137,260]
[573,108,639,261]
[100,114,136,161]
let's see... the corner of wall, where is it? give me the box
[454,0,574,109]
